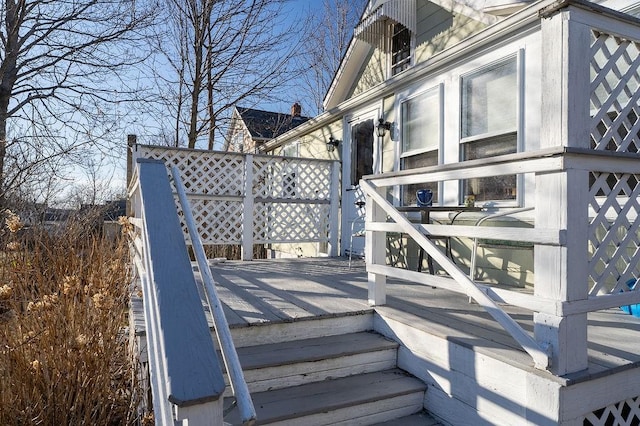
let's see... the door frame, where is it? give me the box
[341,104,383,257]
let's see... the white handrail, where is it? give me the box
[171,166,257,426]
[360,179,551,369]
[131,159,226,424]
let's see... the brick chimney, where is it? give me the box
[291,102,301,117]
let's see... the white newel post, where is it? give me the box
[328,161,340,257]
[366,184,387,306]
[242,154,254,261]
[535,9,591,375]
[174,400,224,426]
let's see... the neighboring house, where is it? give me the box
[260,0,640,284]
[225,103,310,154]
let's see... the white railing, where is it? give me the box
[364,3,640,383]
[171,166,256,426]
[129,158,228,425]
[362,147,640,372]
[132,144,340,260]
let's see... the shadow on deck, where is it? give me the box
[133,256,640,383]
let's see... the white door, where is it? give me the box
[342,110,379,257]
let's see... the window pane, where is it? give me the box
[282,142,298,157]
[402,88,439,153]
[401,151,438,205]
[392,23,411,76]
[462,133,517,202]
[462,59,517,138]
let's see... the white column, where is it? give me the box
[535,10,592,375]
[366,184,387,306]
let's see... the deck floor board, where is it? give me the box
[131,257,640,382]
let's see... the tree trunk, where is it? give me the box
[206,31,215,151]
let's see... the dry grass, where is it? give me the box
[0,210,142,425]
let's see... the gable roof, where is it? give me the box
[235,106,311,141]
[323,0,500,110]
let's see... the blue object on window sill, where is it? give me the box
[620,279,640,317]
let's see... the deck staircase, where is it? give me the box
[222,312,439,426]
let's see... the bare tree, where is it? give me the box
[0,0,157,206]
[298,0,367,115]
[150,0,305,149]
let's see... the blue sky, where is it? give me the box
[82,0,363,204]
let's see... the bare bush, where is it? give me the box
[0,210,141,424]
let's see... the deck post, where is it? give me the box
[174,400,224,426]
[242,154,254,261]
[366,184,387,305]
[535,10,591,375]
[328,161,340,256]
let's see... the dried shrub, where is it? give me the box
[0,210,142,425]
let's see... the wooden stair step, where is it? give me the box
[373,410,443,425]
[225,331,400,394]
[223,369,427,425]
[228,311,374,348]
[237,331,398,369]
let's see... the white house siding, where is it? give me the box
[270,3,543,279]
[351,48,387,98]
[414,2,488,64]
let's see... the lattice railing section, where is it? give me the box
[587,172,640,295]
[584,396,640,426]
[587,29,640,296]
[252,156,332,200]
[136,146,245,196]
[590,30,640,153]
[133,145,337,247]
[253,203,331,243]
[176,199,244,244]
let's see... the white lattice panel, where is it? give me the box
[252,156,332,200]
[590,31,640,153]
[136,146,246,196]
[588,172,640,295]
[175,198,243,244]
[587,30,640,295]
[253,202,331,243]
[584,396,640,426]
[133,145,337,248]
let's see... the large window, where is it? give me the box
[400,86,440,205]
[461,57,518,203]
[391,23,411,76]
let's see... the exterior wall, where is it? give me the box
[382,27,542,287]
[351,1,489,99]
[414,2,488,64]
[351,48,386,98]
[381,94,397,175]
[270,7,542,287]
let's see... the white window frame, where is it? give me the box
[389,22,415,78]
[394,83,444,205]
[459,51,525,207]
[281,140,300,157]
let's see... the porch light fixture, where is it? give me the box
[376,118,392,137]
[326,136,340,152]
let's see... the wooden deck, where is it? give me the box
[132,256,640,384]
